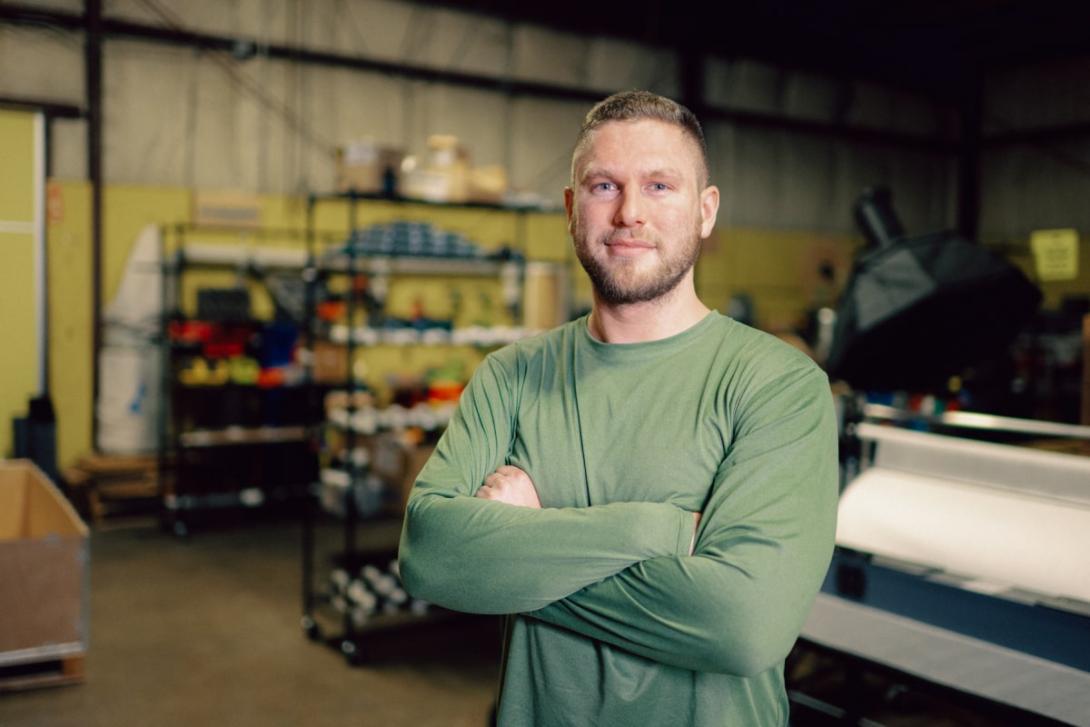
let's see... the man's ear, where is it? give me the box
[564,187,575,233]
[699,185,720,239]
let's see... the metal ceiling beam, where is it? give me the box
[0,3,84,30]
[704,107,958,154]
[100,16,607,104]
[984,121,1090,147]
[0,96,83,118]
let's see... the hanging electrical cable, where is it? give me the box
[183,46,199,189]
[136,0,338,163]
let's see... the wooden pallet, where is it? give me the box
[0,653,85,692]
[65,453,161,525]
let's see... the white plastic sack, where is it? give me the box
[96,345,160,454]
[97,224,163,453]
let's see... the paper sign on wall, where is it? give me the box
[47,182,63,224]
[1030,229,1079,282]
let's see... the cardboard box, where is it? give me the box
[468,165,508,204]
[312,341,348,384]
[401,135,472,203]
[335,142,404,195]
[369,434,435,514]
[0,460,89,665]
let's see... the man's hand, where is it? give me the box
[476,465,542,508]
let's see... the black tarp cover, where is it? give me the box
[826,231,1041,390]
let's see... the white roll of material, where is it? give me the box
[838,424,1090,605]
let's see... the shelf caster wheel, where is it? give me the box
[301,615,321,641]
[341,639,362,666]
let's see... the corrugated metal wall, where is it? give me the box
[982,56,1090,241]
[4,0,1085,240]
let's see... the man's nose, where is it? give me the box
[613,188,645,228]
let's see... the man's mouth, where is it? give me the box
[605,238,655,251]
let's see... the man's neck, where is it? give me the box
[587,285,711,344]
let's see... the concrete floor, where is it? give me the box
[0,513,1042,727]
[0,516,502,727]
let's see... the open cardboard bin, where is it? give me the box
[0,460,89,676]
[369,435,436,515]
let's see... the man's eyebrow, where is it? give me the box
[580,167,614,182]
[579,166,685,182]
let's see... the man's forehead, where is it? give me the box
[573,119,705,181]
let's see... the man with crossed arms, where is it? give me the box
[399,90,838,726]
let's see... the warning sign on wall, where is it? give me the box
[1030,228,1079,282]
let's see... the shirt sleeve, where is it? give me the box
[524,366,839,677]
[398,351,695,615]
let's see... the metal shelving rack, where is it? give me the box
[157,223,318,536]
[299,192,531,664]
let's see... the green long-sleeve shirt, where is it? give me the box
[398,312,838,726]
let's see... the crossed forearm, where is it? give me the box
[473,466,816,677]
[475,465,701,554]
[399,469,694,614]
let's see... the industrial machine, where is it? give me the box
[797,407,1090,725]
[826,186,1041,391]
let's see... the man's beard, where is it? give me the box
[573,222,702,306]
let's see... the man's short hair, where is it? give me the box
[571,90,710,186]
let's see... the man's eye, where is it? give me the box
[648,183,670,192]
[592,182,616,193]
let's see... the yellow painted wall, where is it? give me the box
[0,110,40,460]
[48,180,93,470]
[698,227,861,332]
[0,114,35,218]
